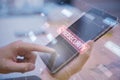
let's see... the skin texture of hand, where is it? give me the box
[40,41,94,80]
[0,40,55,74]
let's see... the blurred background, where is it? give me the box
[0,0,120,80]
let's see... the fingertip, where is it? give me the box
[47,48,56,54]
[46,46,56,53]
[37,46,56,55]
[86,40,94,47]
[87,40,94,43]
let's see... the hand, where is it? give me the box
[0,40,55,74]
[40,41,94,80]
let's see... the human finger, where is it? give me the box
[10,40,56,54]
[6,60,35,73]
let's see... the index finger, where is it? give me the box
[11,40,56,54]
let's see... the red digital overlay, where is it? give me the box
[58,26,87,53]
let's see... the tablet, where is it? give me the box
[40,8,118,73]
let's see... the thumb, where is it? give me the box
[7,61,35,73]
